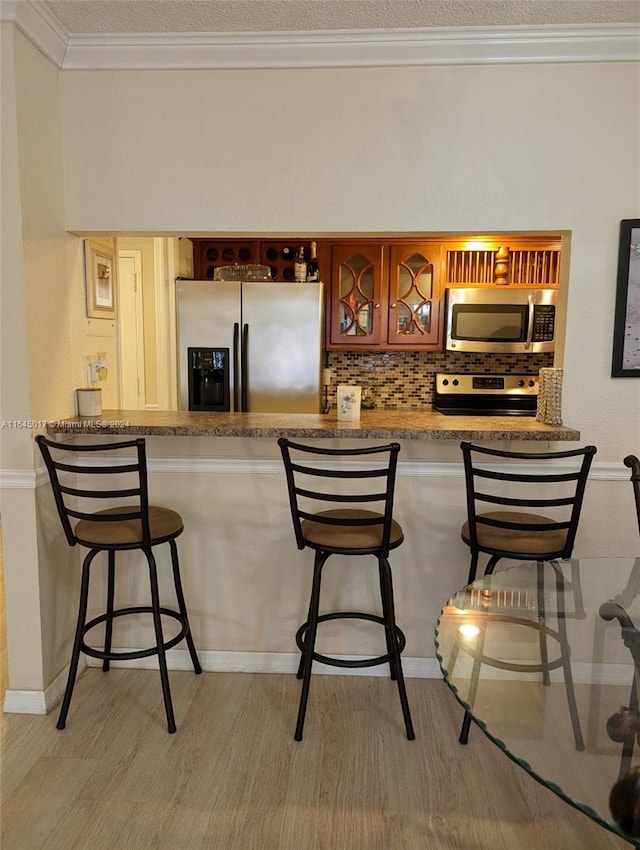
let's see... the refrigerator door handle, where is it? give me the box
[241,323,249,412]
[233,322,240,412]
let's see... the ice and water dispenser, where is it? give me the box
[187,347,230,411]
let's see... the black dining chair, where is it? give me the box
[456,441,597,744]
[36,435,202,733]
[599,454,640,780]
[278,438,414,741]
[625,455,640,539]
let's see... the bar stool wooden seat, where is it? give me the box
[36,435,201,733]
[278,438,414,741]
[456,441,597,745]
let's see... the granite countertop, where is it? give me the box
[46,409,581,441]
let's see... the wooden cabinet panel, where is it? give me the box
[329,244,386,347]
[442,239,561,287]
[328,242,444,350]
[387,244,443,347]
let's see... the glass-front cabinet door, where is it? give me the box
[330,245,385,346]
[387,244,443,348]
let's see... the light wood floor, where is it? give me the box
[1,666,631,849]
[0,526,7,702]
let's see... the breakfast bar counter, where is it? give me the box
[46,409,580,441]
[8,404,591,727]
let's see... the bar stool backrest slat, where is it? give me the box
[36,435,151,549]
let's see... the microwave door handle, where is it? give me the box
[241,323,249,412]
[233,322,240,412]
[525,295,534,350]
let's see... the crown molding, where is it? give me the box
[60,24,640,71]
[1,0,68,66]
[1,4,638,71]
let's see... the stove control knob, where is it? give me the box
[528,380,536,387]
[518,379,525,387]
[452,379,459,386]
[442,379,449,386]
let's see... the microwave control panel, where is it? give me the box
[532,305,556,341]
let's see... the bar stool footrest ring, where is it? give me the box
[80,606,189,662]
[296,611,406,669]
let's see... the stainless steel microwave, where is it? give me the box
[445,287,557,353]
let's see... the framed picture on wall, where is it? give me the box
[612,219,640,377]
[85,239,116,319]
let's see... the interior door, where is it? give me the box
[117,250,145,409]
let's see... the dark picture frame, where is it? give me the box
[612,219,640,377]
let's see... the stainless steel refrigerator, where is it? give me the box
[176,279,324,413]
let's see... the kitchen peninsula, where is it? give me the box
[47,409,580,441]
[34,408,582,689]
[15,408,585,721]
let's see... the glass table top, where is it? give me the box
[435,557,640,847]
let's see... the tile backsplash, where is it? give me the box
[326,351,554,410]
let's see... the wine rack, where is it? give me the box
[192,239,311,282]
[260,242,311,282]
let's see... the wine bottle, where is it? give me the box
[294,245,307,282]
[306,241,320,282]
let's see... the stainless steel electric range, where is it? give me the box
[433,373,539,416]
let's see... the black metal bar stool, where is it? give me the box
[456,441,596,746]
[278,438,414,741]
[36,435,202,733]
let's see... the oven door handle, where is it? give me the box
[524,295,534,350]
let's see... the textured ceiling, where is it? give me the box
[40,0,640,35]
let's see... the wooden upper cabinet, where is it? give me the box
[328,242,444,350]
[387,244,442,347]
[442,239,562,288]
[329,244,386,347]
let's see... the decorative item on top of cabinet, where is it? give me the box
[328,243,444,351]
[443,239,561,287]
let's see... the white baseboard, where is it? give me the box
[6,650,631,716]
[3,658,85,715]
[84,648,444,679]
[3,650,442,715]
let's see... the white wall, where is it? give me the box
[1,24,68,695]
[61,62,640,459]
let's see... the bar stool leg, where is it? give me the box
[145,549,177,734]
[536,561,551,686]
[550,560,585,751]
[295,551,326,741]
[467,551,480,585]
[57,549,99,730]
[459,557,499,744]
[459,605,490,745]
[296,563,320,680]
[378,556,415,740]
[102,551,116,672]
[484,555,500,576]
[168,540,202,674]
[378,558,398,681]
